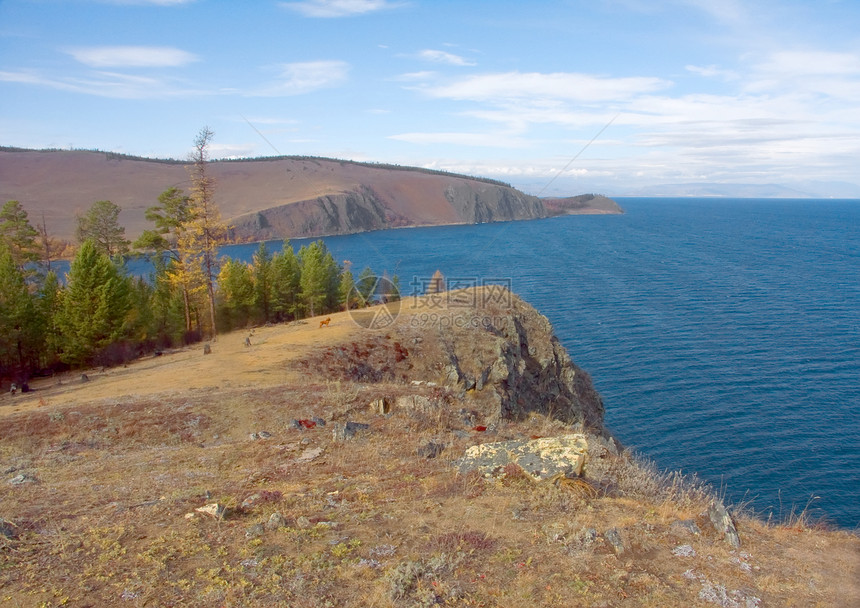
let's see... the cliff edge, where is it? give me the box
[2,287,855,607]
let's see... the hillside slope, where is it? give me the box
[0,149,622,243]
[1,288,856,607]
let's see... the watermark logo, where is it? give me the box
[347,275,401,329]
[347,275,514,329]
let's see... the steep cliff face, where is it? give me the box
[443,182,546,224]
[298,287,606,432]
[229,186,404,240]
[229,180,547,240]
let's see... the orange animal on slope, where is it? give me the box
[319,317,331,328]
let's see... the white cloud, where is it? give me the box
[389,131,530,148]
[253,60,349,96]
[685,64,739,80]
[392,71,436,81]
[66,46,199,68]
[420,71,671,103]
[280,0,397,18]
[0,68,201,98]
[754,50,860,77]
[418,49,475,67]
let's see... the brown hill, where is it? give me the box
[0,148,622,243]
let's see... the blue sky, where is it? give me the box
[2,0,859,196]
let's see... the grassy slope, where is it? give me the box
[1,297,857,607]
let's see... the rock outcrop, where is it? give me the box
[297,286,605,431]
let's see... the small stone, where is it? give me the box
[417,441,444,459]
[370,397,392,415]
[245,523,265,539]
[265,512,287,531]
[203,343,211,355]
[311,417,326,427]
[249,432,259,440]
[257,431,272,439]
[8,473,37,485]
[296,446,324,463]
[708,501,741,548]
[80,373,89,383]
[672,544,697,557]
[671,519,702,536]
[195,502,227,520]
[604,528,625,555]
[0,519,17,539]
[296,516,312,529]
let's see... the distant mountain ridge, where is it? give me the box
[0,147,622,243]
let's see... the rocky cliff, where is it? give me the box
[297,286,606,431]
[0,148,622,242]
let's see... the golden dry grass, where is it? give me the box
[1,303,858,607]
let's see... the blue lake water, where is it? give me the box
[121,198,860,528]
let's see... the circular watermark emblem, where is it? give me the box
[347,275,401,329]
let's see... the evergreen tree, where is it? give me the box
[135,186,198,335]
[339,266,357,311]
[56,240,132,367]
[356,266,376,305]
[76,200,131,257]
[37,270,63,366]
[270,242,301,321]
[0,200,40,271]
[252,242,273,323]
[299,240,339,317]
[216,258,254,331]
[0,243,42,380]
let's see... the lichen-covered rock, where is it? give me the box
[456,434,588,480]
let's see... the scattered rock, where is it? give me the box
[312,417,326,427]
[245,523,265,539]
[455,434,588,480]
[265,512,288,531]
[8,473,37,485]
[80,373,89,383]
[240,490,283,510]
[195,502,227,520]
[333,421,371,440]
[203,343,211,355]
[417,441,445,459]
[257,430,272,439]
[673,544,697,557]
[671,519,702,536]
[296,516,312,529]
[370,397,392,415]
[0,518,17,539]
[708,501,741,548]
[604,528,625,555]
[296,446,325,463]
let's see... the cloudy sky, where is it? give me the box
[2,0,859,196]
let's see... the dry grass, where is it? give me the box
[1,307,858,607]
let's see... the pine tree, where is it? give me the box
[135,186,198,335]
[0,200,40,271]
[37,270,63,366]
[0,243,42,381]
[299,240,339,317]
[216,258,254,331]
[270,242,301,321]
[75,200,131,257]
[56,240,132,367]
[252,242,273,323]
